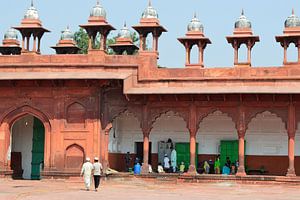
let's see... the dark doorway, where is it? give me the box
[135,142,152,165]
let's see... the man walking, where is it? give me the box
[80,157,93,191]
[93,157,103,191]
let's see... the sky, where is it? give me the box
[1,0,300,68]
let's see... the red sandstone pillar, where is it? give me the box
[88,36,92,50]
[234,41,238,64]
[198,42,203,66]
[103,123,112,172]
[236,130,246,176]
[185,42,190,65]
[287,103,296,176]
[298,39,300,63]
[284,41,288,64]
[247,40,251,64]
[21,36,25,51]
[37,37,41,53]
[141,130,150,173]
[188,130,197,174]
[287,134,296,176]
[33,36,37,52]
[26,36,30,51]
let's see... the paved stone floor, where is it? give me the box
[1,178,300,200]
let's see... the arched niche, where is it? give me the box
[65,144,85,170]
[66,102,86,127]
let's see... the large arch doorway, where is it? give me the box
[10,115,45,180]
[245,111,287,176]
[197,111,237,173]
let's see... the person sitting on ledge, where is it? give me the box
[158,163,164,173]
[179,162,185,173]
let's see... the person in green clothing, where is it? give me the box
[179,162,185,173]
[214,155,221,174]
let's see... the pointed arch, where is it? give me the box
[65,144,85,169]
[0,105,51,170]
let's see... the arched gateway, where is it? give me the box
[1,106,51,180]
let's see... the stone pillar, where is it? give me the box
[21,36,25,51]
[26,36,30,51]
[103,123,112,173]
[88,36,92,50]
[284,41,288,64]
[188,129,197,174]
[37,37,41,53]
[139,34,144,50]
[247,40,252,64]
[234,41,238,64]
[236,106,246,176]
[236,130,246,176]
[33,36,37,52]
[298,39,300,63]
[287,103,296,176]
[185,42,190,65]
[198,42,203,66]
[287,134,296,176]
[141,130,150,173]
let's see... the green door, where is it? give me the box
[175,143,198,170]
[31,117,45,180]
[220,140,244,169]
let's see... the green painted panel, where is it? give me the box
[31,117,45,180]
[220,140,245,169]
[175,143,198,170]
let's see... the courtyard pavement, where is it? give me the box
[0,178,300,200]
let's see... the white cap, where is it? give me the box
[94,157,99,161]
[86,157,90,161]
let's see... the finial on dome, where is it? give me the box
[31,0,34,7]
[124,21,127,27]
[148,0,152,7]
[97,0,100,5]
[193,12,197,18]
[241,9,244,16]
[292,8,295,15]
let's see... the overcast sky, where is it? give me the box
[1,0,300,67]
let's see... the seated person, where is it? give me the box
[134,162,141,175]
[208,159,214,174]
[203,161,210,174]
[179,162,185,173]
[157,163,165,173]
[225,157,231,168]
[231,163,236,175]
[222,165,230,175]
[149,164,153,173]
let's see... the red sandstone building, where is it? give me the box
[1,1,300,179]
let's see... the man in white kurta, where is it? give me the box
[81,157,94,191]
[171,148,177,173]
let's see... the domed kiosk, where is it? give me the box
[276,9,300,65]
[226,10,260,67]
[13,0,50,54]
[178,14,211,68]
[109,23,139,55]
[51,27,80,54]
[0,28,22,55]
[80,0,115,53]
[132,0,167,56]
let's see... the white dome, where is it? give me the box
[90,1,107,18]
[24,1,39,20]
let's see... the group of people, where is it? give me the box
[201,156,239,175]
[80,157,103,191]
[159,147,186,174]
